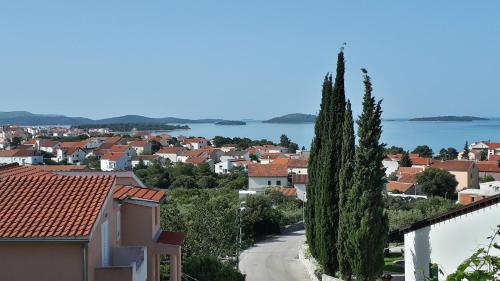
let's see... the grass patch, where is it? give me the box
[384,253,404,273]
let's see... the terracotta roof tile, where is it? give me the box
[477,161,500,173]
[113,185,165,203]
[0,175,115,239]
[387,181,415,193]
[409,156,433,166]
[270,187,297,197]
[430,160,474,171]
[248,164,288,177]
[292,174,309,184]
[157,231,185,246]
[156,147,184,154]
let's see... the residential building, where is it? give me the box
[248,164,289,191]
[398,194,500,281]
[131,155,163,168]
[410,154,433,168]
[458,181,500,204]
[56,147,87,164]
[182,137,208,150]
[219,150,250,163]
[477,160,500,180]
[386,181,416,195]
[0,149,43,165]
[101,152,130,171]
[155,147,186,163]
[129,140,153,155]
[0,175,184,281]
[259,153,286,164]
[220,144,237,152]
[430,160,479,191]
[272,158,308,174]
[292,174,308,201]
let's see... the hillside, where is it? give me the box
[409,116,488,122]
[263,113,316,123]
[0,111,232,126]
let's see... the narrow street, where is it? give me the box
[239,229,309,281]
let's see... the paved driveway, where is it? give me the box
[239,229,309,281]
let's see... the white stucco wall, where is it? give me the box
[383,160,399,176]
[404,202,500,281]
[248,176,288,190]
[294,183,306,201]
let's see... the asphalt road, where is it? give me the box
[239,229,310,281]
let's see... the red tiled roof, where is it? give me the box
[98,143,115,150]
[399,173,417,183]
[477,161,500,173]
[0,175,115,239]
[430,160,474,172]
[487,142,500,149]
[0,149,39,157]
[23,139,37,145]
[132,155,159,161]
[113,185,165,203]
[488,155,500,162]
[183,138,207,144]
[409,156,433,166]
[157,231,185,246]
[59,141,88,149]
[156,147,184,154]
[185,156,207,165]
[110,145,131,153]
[0,164,53,178]
[248,164,288,177]
[397,167,424,175]
[102,136,122,144]
[259,153,286,160]
[36,165,89,172]
[292,174,309,184]
[129,141,149,147]
[387,181,415,193]
[61,147,83,155]
[102,152,126,161]
[271,187,297,197]
[183,150,206,158]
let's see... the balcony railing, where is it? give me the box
[95,246,147,281]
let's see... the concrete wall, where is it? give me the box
[405,203,500,281]
[248,176,289,190]
[0,243,83,281]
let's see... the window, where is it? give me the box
[471,197,475,202]
[267,180,271,185]
[276,180,281,186]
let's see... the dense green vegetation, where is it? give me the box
[211,136,275,149]
[214,120,246,125]
[160,188,303,280]
[412,145,433,157]
[435,147,459,160]
[263,113,316,123]
[385,196,459,232]
[134,161,248,190]
[279,134,300,153]
[416,168,458,198]
[73,123,189,132]
[399,151,412,167]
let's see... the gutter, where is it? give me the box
[82,242,88,281]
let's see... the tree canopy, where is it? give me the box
[416,168,458,198]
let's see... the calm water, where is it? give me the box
[165,119,500,152]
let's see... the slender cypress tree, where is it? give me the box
[463,141,470,160]
[337,100,355,280]
[399,151,412,167]
[316,50,346,274]
[306,74,332,257]
[348,69,388,281]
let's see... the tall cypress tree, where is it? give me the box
[399,151,412,167]
[316,50,346,274]
[348,69,388,281]
[337,100,355,280]
[306,74,332,257]
[463,141,470,160]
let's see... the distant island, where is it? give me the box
[263,113,316,124]
[214,120,246,126]
[73,123,189,131]
[409,116,489,122]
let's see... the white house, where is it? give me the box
[215,160,233,175]
[56,147,86,164]
[220,144,237,152]
[292,174,308,201]
[458,180,500,204]
[182,138,208,150]
[155,147,186,163]
[400,194,500,281]
[219,150,250,163]
[247,164,289,191]
[0,149,43,165]
[100,152,130,171]
[131,155,163,168]
[129,140,152,155]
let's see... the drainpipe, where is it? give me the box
[82,242,88,281]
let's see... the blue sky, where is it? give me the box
[1,1,499,119]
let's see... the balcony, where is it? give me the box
[95,246,147,281]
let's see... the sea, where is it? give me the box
[164,119,500,152]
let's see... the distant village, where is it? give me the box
[1,124,499,204]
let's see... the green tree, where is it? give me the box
[416,167,458,198]
[412,145,433,157]
[480,150,488,161]
[170,175,198,189]
[249,153,259,162]
[84,155,101,170]
[447,147,459,160]
[385,146,405,155]
[347,69,388,281]
[183,256,245,281]
[279,134,291,147]
[134,161,171,188]
[306,72,332,258]
[196,175,218,189]
[480,175,495,183]
[399,151,412,167]
[241,195,281,239]
[315,49,346,274]
[337,100,355,279]
[462,141,470,160]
